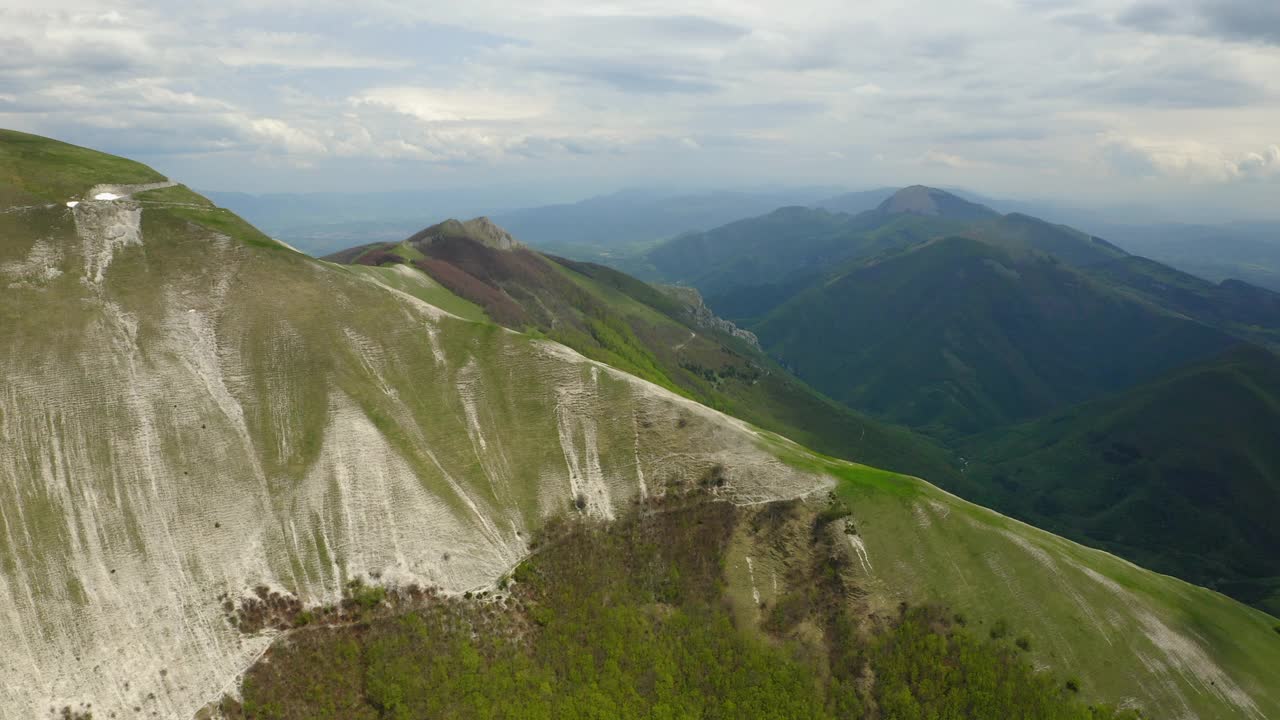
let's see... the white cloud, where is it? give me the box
[243,117,328,155]
[352,87,549,123]
[215,31,410,69]
[1099,134,1280,182]
[0,0,1277,211]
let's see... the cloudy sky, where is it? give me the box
[2,0,1278,217]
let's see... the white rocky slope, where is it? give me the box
[0,188,829,719]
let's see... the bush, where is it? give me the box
[345,579,387,613]
[240,501,1145,720]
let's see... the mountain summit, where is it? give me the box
[877,185,999,220]
[407,216,522,250]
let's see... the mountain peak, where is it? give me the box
[408,216,523,250]
[878,185,999,220]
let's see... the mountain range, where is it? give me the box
[4,129,1280,719]
[641,184,1280,615]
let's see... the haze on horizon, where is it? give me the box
[2,0,1279,220]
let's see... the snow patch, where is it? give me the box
[93,192,122,201]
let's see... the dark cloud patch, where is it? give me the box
[567,14,748,41]
[1199,0,1280,44]
[917,33,972,59]
[530,57,721,94]
[1121,0,1280,44]
[1118,2,1183,33]
[1080,59,1263,108]
[697,100,827,119]
[1052,12,1116,32]
[940,127,1051,143]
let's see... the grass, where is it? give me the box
[817,453,1280,720]
[343,264,489,323]
[162,205,294,251]
[135,183,215,207]
[0,129,165,203]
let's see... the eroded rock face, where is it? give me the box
[0,198,827,719]
[660,285,761,349]
[461,216,522,250]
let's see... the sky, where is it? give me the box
[2,0,1279,219]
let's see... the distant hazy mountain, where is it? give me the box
[491,187,842,250]
[940,192,1280,291]
[1090,222,1280,292]
[813,187,898,214]
[208,186,844,258]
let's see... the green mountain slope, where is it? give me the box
[230,488,1142,720]
[0,131,830,719]
[327,224,962,485]
[647,205,961,320]
[5,131,1279,720]
[1086,254,1280,347]
[225,454,1280,720]
[754,235,1237,436]
[646,187,1280,348]
[960,345,1280,616]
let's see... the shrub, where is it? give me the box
[355,249,404,267]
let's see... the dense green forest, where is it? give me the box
[228,496,1139,720]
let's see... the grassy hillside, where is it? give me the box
[0,131,830,719]
[754,236,1236,437]
[218,454,1280,720]
[7,131,1280,720]
[330,231,963,485]
[0,128,166,204]
[960,345,1280,615]
[229,489,1141,720]
[812,456,1280,720]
